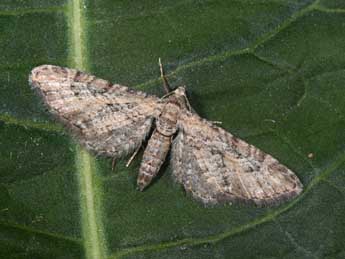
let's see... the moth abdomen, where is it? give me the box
[137,130,171,190]
[136,96,188,190]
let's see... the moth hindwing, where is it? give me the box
[30,64,303,206]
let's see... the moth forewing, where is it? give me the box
[171,112,303,206]
[29,64,162,158]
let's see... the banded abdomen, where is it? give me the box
[137,98,183,190]
[137,131,171,190]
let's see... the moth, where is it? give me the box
[29,60,303,206]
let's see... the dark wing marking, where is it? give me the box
[172,111,303,206]
[30,65,162,157]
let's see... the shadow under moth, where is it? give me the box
[29,61,303,207]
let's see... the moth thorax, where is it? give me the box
[155,102,180,136]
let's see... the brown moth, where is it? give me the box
[29,61,303,206]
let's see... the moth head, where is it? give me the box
[172,86,193,111]
[174,86,187,97]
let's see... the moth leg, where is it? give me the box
[126,145,142,167]
[112,157,117,171]
[211,120,222,125]
[182,91,193,112]
[159,57,171,94]
[160,91,175,100]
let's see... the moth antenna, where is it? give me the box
[159,57,171,94]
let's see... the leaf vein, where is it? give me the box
[0,6,66,16]
[136,0,319,90]
[67,0,108,258]
[0,220,81,244]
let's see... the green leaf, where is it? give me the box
[1,0,345,258]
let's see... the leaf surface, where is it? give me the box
[1,0,345,258]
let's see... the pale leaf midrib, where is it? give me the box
[68,1,107,259]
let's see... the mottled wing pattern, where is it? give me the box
[30,65,162,157]
[172,112,303,206]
